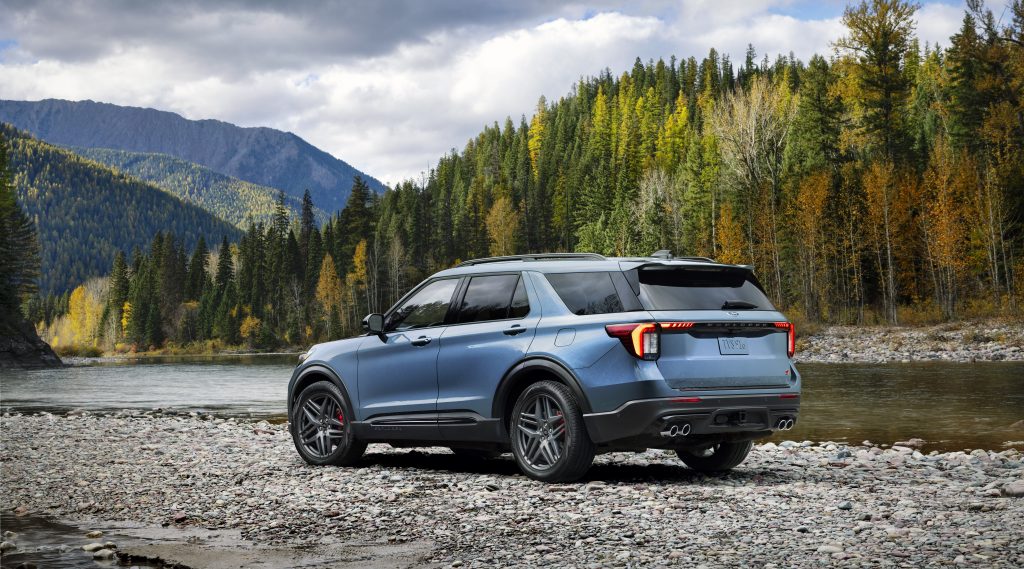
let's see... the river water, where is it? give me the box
[1,356,1022,452]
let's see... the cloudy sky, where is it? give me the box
[0,0,972,185]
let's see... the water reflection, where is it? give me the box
[1,358,1021,451]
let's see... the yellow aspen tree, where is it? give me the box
[792,172,831,320]
[716,201,746,265]
[315,254,343,337]
[862,160,902,323]
[486,196,519,256]
[922,139,970,318]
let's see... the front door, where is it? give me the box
[357,278,460,425]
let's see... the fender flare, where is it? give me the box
[491,356,593,422]
[288,363,354,421]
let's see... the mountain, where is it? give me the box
[70,147,327,227]
[2,123,242,294]
[0,99,384,213]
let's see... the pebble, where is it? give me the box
[85,530,103,538]
[794,323,1024,363]
[82,542,106,552]
[1,413,1021,567]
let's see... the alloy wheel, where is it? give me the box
[515,393,567,470]
[297,393,347,458]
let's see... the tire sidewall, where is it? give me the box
[510,380,594,482]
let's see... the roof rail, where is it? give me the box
[674,256,716,263]
[456,253,606,267]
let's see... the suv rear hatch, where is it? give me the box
[624,263,794,390]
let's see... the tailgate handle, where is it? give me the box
[503,325,527,336]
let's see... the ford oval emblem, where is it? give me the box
[728,311,740,317]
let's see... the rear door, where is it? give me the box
[627,264,793,390]
[437,273,538,419]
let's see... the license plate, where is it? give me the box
[718,336,749,355]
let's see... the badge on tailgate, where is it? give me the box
[717,336,749,355]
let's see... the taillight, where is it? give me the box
[605,322,660,360]
[774,322,795,358]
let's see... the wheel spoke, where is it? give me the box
[539,440,557,465]
[551,422,566,439]
[517,423,538,437]
[525,437,543,464]
[302,399,321,424]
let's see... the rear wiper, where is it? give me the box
[722,300,758,309]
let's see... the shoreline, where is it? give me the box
[56,320,1024,366]
[2,413,1022,567]
[795,320,1024,364]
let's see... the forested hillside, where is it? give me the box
[0,99,385,213]
[2,124,241,294]
[45,0,1024,353]
[70,147,327,227]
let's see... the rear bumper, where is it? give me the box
[582,394,800,445]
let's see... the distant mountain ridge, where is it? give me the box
[0,99,384,213]
[70,147,328,228]
[2,124,242,294]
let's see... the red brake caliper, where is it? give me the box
[337,409,345,426]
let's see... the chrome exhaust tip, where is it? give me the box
[660,423,691,438]
[786,419,795,430]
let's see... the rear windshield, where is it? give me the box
[634,266,774,311]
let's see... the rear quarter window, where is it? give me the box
[635,266,774,311]
[545,272,626,315]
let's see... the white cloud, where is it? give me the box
[0,1,973,186]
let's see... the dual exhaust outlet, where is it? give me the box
[776,417,795,431]
[660,423,691,438]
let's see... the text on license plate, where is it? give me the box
[718,336,749,355]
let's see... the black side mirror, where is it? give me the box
[364,313,386,340]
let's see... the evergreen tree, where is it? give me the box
[0,131,40,324]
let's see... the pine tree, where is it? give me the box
[184,235,208,301]
[835,0,918,161]
[0,133,40,324]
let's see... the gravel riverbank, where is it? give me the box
[796,321,1024,363]
[2,412,1022,567]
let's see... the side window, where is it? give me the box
[456,274,524,324]
[509,277,530,318]
[387,279,459,332]
[545,272,625,315]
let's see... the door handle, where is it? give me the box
[503,325,527,336]
[411,336,432,346]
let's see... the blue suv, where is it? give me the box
[288,252,800,482]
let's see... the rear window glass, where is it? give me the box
[545,272,625,315]
[456,274,525,323]
[635,267,774,310]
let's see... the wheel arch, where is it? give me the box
[288,364,354,421]
[491,357,592,433]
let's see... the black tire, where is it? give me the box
[510,380,595,482]
[291,380,367,466]
[676,440,753,472]
[449,447,502,460]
